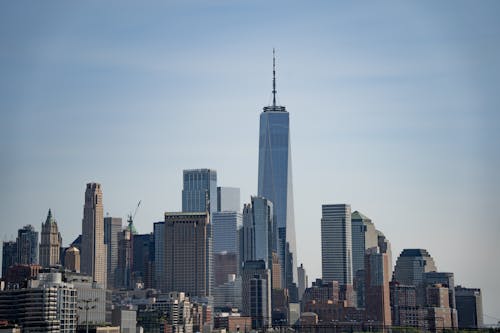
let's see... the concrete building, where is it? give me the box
[16,225,38,265]
[164,212,210,297]
[64,246,81,273]
[424,271,457,328]
[39,209,62,268]
[242,260,271,330]
[257,54,298,296]
[0,272,77,332]
[104,216,122,289]
[117,228,133,289]
[111,308,137,333]
[81,182,107,288]
[217,187,240,212]
[65,272,107,325]
[1,241,16,278]
[364,247,391,327]
[455,286,483,329]
[392,249,437,306]
[321,204,353,286]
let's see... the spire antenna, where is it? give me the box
[272,48,277,107]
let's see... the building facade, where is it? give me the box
[104,216,122,289]
[81,182,107,288]
[321,204,353,286]
[64,246,80,273]
[16,225,38,265]
[364,247,391,326]
[164,212,210,297]
[455,286,483,329]
[217,186,240,212]
[182,169,218,214]
[1,241,16,278]
[39,209,62,268]
[242,260,271,330]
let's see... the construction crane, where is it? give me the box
[126,200,141,234]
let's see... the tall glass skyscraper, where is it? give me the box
[257,51,298,295]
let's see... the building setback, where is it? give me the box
[81,182,107,288]
[39,209,62,268]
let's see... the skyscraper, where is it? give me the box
[392,248,437,306]
[104,216,122,289]
[164,212,210,297]
[455,286,483,329]
[242,260,272,330]
[212,211,242,254]
[39,209,62,267]
[351,211,378,276]
[182,169,218,214]
[257,51,297,293]
[17,225,39,265]
[364,247,391,326]
[321,204,353,286]
[153,221,165,291]
[81,182,107,287]
[217,186,241,212]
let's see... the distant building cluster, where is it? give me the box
[0,55,486,332]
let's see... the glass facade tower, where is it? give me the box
[257,51,298,295]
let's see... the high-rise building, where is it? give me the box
[217,186,240,212]
[182,169,218,214]
[257,51,298,294]
[455,286,483,329]
[351,211,378,276]
[424,271,457,328]
[1,241,16,278]
[241,196,275,273]
[16,225,38,265]
[164,212,210,297]
[297,263,308,301]
[214,252,238,287]
[364,247,391,326]
[81,182,107,288]
[212,211,242,255]
[153,221,165,291]
[321,204,353,286]
[242,260,271,330]
[39,209,62,268]
[117,228,133,289]
[132,233,154,288]
[104,216,122,289]
[64,246,80,273]
[392,249,437,306]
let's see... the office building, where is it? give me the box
[111,308,137,333]
[217,186,240,212]
[321,204,353,286]
[164,212,210,297]
[392,249,437,306]
[257,52,298,294]
[117,228,133,289]
[351,211,378,276]
[364,247,391,326]
[1,241,16,278]
[16,225,38,265]
[132,233,154,288]
[424,271,457,328]
[241,196,275,273]
[81,182,107,288]
[213,274,242,309]
[212,211,242,255]
[242,260,271,330]
[215,252,238,287]
[297,263,307,301]
[182,169,218,214]
[65,272,108,324]
[153,221,165,292]
[455,286,483,329]
[104,216,122,289]
[39,209,62,268]
[64,246,80,273]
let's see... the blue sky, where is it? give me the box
[1,0,499,323]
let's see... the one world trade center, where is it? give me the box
[257,50,298,301]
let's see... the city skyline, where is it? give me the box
[0,0,499,324]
